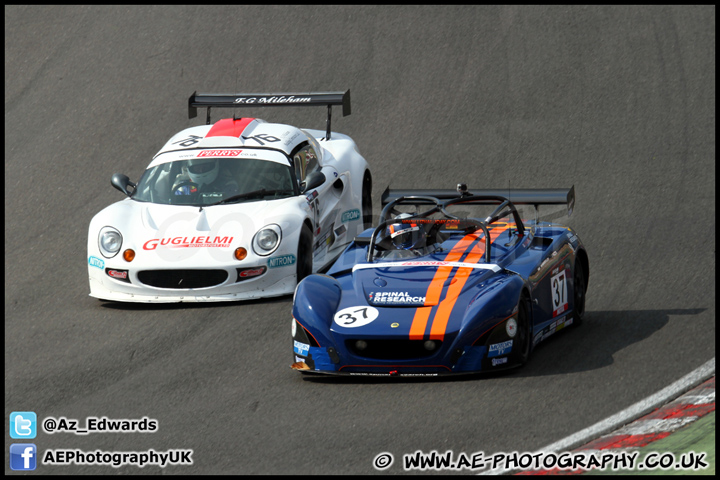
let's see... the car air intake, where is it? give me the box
[137,269,228,289]
[346,339,442,360]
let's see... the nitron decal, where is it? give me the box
[267,254,296,268]
[341,209,361,223]
[88,256,105,269]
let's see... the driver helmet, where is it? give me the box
[386,213,426,250]
[187,158,220,186]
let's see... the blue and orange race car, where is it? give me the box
[290,184,589,377]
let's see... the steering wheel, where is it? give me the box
[171,181,200,201]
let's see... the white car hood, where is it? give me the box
[94,198,302,264]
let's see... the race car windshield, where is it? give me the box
[131,157,296,206]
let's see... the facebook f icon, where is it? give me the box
[10,444,37,471]
[10,412,37,439]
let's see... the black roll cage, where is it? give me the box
[366,194,525,263]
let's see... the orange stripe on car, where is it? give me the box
[408,233,481,340]
[429,224,511,341]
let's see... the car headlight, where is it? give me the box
[252,224,282,256]
[98,226,123,258]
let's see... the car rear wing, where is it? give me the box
[381,186,575,217]
[188,90,351,139]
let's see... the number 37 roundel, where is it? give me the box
[334,306,379,328]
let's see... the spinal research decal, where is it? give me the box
[369,291,425,306]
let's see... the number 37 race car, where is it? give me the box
[291,185,589,377]
[87,91,372,302]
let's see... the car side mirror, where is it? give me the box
[301,171,326,193]
[111,173,136,196]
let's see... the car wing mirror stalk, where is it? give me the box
[111,173,136,197]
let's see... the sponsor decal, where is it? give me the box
[143,236,233,250]
[88,256,105,269]
[305,190,318,203]
[488,340,513,358]
[368,291,426,306]
[267,254,296,268]
[107,270,127,279]
[390,225,420,238]
[234,95,312,105]
[283,131,300,146]
[106,269,130,283]
[535,315,572,344]
[492,357,508,367]
[294,340,310,356]
[554,315,571,333]
[334,224,347,239]
[401,218,461,225]
[391,323,399,328]
[353,261,501,272]
[313,229,332,253]
[333,306,379,328]
[237,266,267,280]
[506,318,518,338]
[197,149,243,157]
[341,208,361,223]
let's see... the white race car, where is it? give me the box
[87,91,372,303]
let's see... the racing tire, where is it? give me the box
[572,259,586,326]
[362,171,372,229]
[296,223,313,285]
[515,294,532,366]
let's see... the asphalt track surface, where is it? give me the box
[4,5,715,475]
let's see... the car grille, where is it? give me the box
[137,269,228,289]
[345,339,442,360]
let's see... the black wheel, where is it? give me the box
[361,171,372,229]
[572,259,586,326]
[296,223,313,284]
[515,294,532,365]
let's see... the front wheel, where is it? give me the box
[296,223,313,284]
